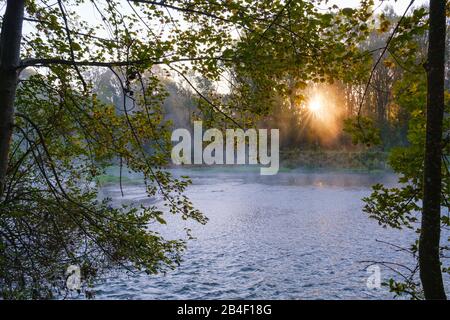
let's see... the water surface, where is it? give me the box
[94,169,447,299]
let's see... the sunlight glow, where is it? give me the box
[308,95,324,118]
[300,86,345,146]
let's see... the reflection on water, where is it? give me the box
[94,169,447,299]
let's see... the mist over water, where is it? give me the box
[94,169,448,299]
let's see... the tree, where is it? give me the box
[0,0,229,298]
[360,2,449,299]
[420,0,447,300]
[0,0,25,198]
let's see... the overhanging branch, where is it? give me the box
[19,56,233,69]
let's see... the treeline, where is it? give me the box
[263,7,439,152]
[87,6,448,157]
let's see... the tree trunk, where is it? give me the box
[419,0,447,300]
[0,0,25,199]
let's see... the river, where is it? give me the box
[93,169,448,299]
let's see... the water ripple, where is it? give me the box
[93,170,449,299]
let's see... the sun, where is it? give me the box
[307,95,324,117]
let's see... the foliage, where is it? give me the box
[0,70,205,298]
[338,2,450,298]
[343,116,382,147]
[361,23,450,297]
[0,0,378,299]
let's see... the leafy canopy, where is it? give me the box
[1,0,375,298]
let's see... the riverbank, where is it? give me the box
[280,149,389,171]
[95,150,390,186]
